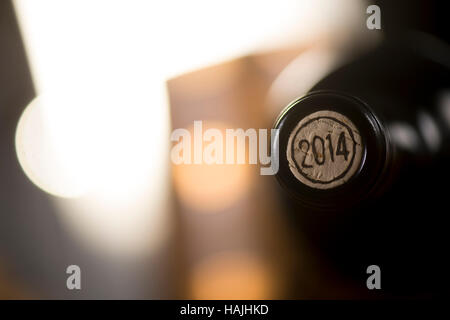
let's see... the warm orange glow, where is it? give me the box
[173,163,252,213]
[172,122,253,213]
[189,251,275,300]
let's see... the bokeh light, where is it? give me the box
[189,251,276,299]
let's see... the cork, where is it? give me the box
[286,110,363,189]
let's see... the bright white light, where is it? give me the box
[15,95,88,198]
[418,111,441,153]
[389,122,420,152]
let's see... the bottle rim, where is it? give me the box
[273,90,390,210]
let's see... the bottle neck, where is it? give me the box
[274,91,391,210]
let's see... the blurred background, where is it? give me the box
[0,0,446,299]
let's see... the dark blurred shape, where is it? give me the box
[376,0,449,43]
[1,0,38,298]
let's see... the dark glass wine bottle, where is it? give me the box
[273,34,449,298]
[275,34,450,210]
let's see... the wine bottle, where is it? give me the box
[273,34,449,298]
[274,34,450,211]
